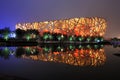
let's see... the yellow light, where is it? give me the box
[22,47,106,66]
[16,17,107,37]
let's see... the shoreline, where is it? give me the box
[0,40,110,46]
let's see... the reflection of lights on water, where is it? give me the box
[0,47,17,56]
[21,47,106,66]
[0,45,106,66]
[57,46,64,51]
[18,44,106,66]
[94,45,98,49]
[87,45,91,49]
[78,45,82,49]
[69,45,75,51]
[10,51,15,55]
[97,40,100,42]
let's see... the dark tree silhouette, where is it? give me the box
[15,47,25,58]
[1,27,10,41]
[15,28,25,39]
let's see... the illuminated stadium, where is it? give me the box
[16,17,106,36]
[16,17,107,42]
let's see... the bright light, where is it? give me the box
[8,32,16,38]
[16,17,107,37]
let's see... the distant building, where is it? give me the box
[8,32,16,38]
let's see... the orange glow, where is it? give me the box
[22,47,106,66]
[16,17,107,37]
[43,29,49,33]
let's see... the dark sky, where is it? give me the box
[0,0,120,38]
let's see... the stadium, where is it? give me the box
[16,17,107,42]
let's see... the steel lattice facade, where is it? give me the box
[16,17,107,37]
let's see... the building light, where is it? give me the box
[16,17,107,39]
[8,32,16,38]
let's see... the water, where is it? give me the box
[0,44,120,80]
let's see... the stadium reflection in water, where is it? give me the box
[0,44,106,67]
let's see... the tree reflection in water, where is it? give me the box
[0,44,106,66]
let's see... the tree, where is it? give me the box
[15,28,25,39]
[2,27,10,41]
[56,33,65,41]
[43,32,49,41]
[68,35,76,41]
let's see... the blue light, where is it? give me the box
[8,32,16,38]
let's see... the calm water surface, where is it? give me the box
[0,44,120,80]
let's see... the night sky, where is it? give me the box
[0,0,120,38]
